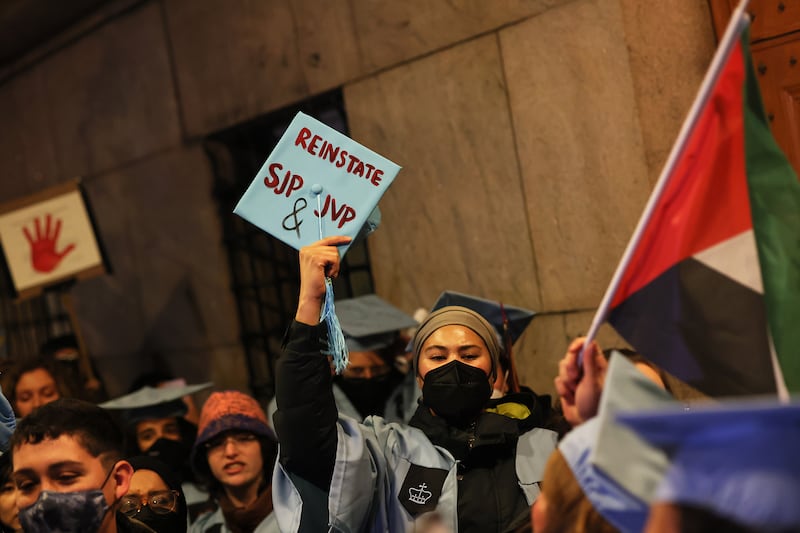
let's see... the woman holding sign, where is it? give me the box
[271,236,558,532]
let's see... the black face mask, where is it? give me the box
[421,360,492,426]
[337,371,400,418]
[132,507,187,533]
[145,438,193,481]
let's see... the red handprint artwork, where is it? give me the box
[22,214,76,273]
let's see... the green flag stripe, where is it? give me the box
[742,30,800,393]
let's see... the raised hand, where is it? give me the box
[554,336,608,427]
[22,214,76,273]
[295,235,351,325]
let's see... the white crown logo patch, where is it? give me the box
[399,465,447,517]
[408,483,432,505]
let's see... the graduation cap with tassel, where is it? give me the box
[233,112,402,373]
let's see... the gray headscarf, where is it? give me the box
[412,305,501,380]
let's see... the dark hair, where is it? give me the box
[382,335,411,363]
[123,414,197,459]
[0,454,14,533]
[0,454,10,486]
[127,456,188,533]
[10,398,124,468]
[39,334,79,360]
[3,358,72,414]
[191,432,277,497]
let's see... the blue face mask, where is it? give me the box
[19,466,115,533]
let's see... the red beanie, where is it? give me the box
[194,390,272,447]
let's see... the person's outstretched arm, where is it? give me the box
[274,236,351,490]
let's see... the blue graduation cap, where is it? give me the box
[233,112,402,373]
[336,294,417,353]
[559,353,675,533]
[430,291,535,345]
[100,382,213,426]
[618,399,800,531]
[233,111,401,258]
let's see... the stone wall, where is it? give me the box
[0,0,715,398]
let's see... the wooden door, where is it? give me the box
[709,0,800,174]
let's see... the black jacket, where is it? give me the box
[275,320,551,532]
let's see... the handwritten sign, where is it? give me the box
[233,112,401,256]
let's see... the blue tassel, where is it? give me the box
[321,277,349,374]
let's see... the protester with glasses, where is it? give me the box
[189,391,278,533]
[100,382,212,522]
[122,456,188,533]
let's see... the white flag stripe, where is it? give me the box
[768,331,790,403]
[580,1,752,361]
[693,229,763,294]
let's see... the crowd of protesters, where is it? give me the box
[0,236,795,533]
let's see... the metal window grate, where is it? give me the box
[205,89,374,403]
[0,266,72,368]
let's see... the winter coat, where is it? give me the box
[272,321,557,533]
[189,505,280,533]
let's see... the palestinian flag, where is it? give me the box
[605,13,800,397]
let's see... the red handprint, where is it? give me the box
[22,214,76,273]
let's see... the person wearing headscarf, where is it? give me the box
[189,391,279,533]
[271,236,558,532]
[122,456,188,533]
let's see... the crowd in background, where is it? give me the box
[0,237,795,533]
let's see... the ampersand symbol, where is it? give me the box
[282,197,307,239]
[22,214,76,273]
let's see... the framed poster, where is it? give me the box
[0,180,107,300]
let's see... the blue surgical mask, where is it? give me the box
[19,466,115,533]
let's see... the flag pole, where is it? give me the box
[579,0,751,364]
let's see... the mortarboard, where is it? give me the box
[233,111,401,259]
[100,382,212,426]
[559,353,675,533]
[335,294,417,353]
[618,399,800,531]
[233,112,402,374]
[590,351,673,503]
[430,291,535,344]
